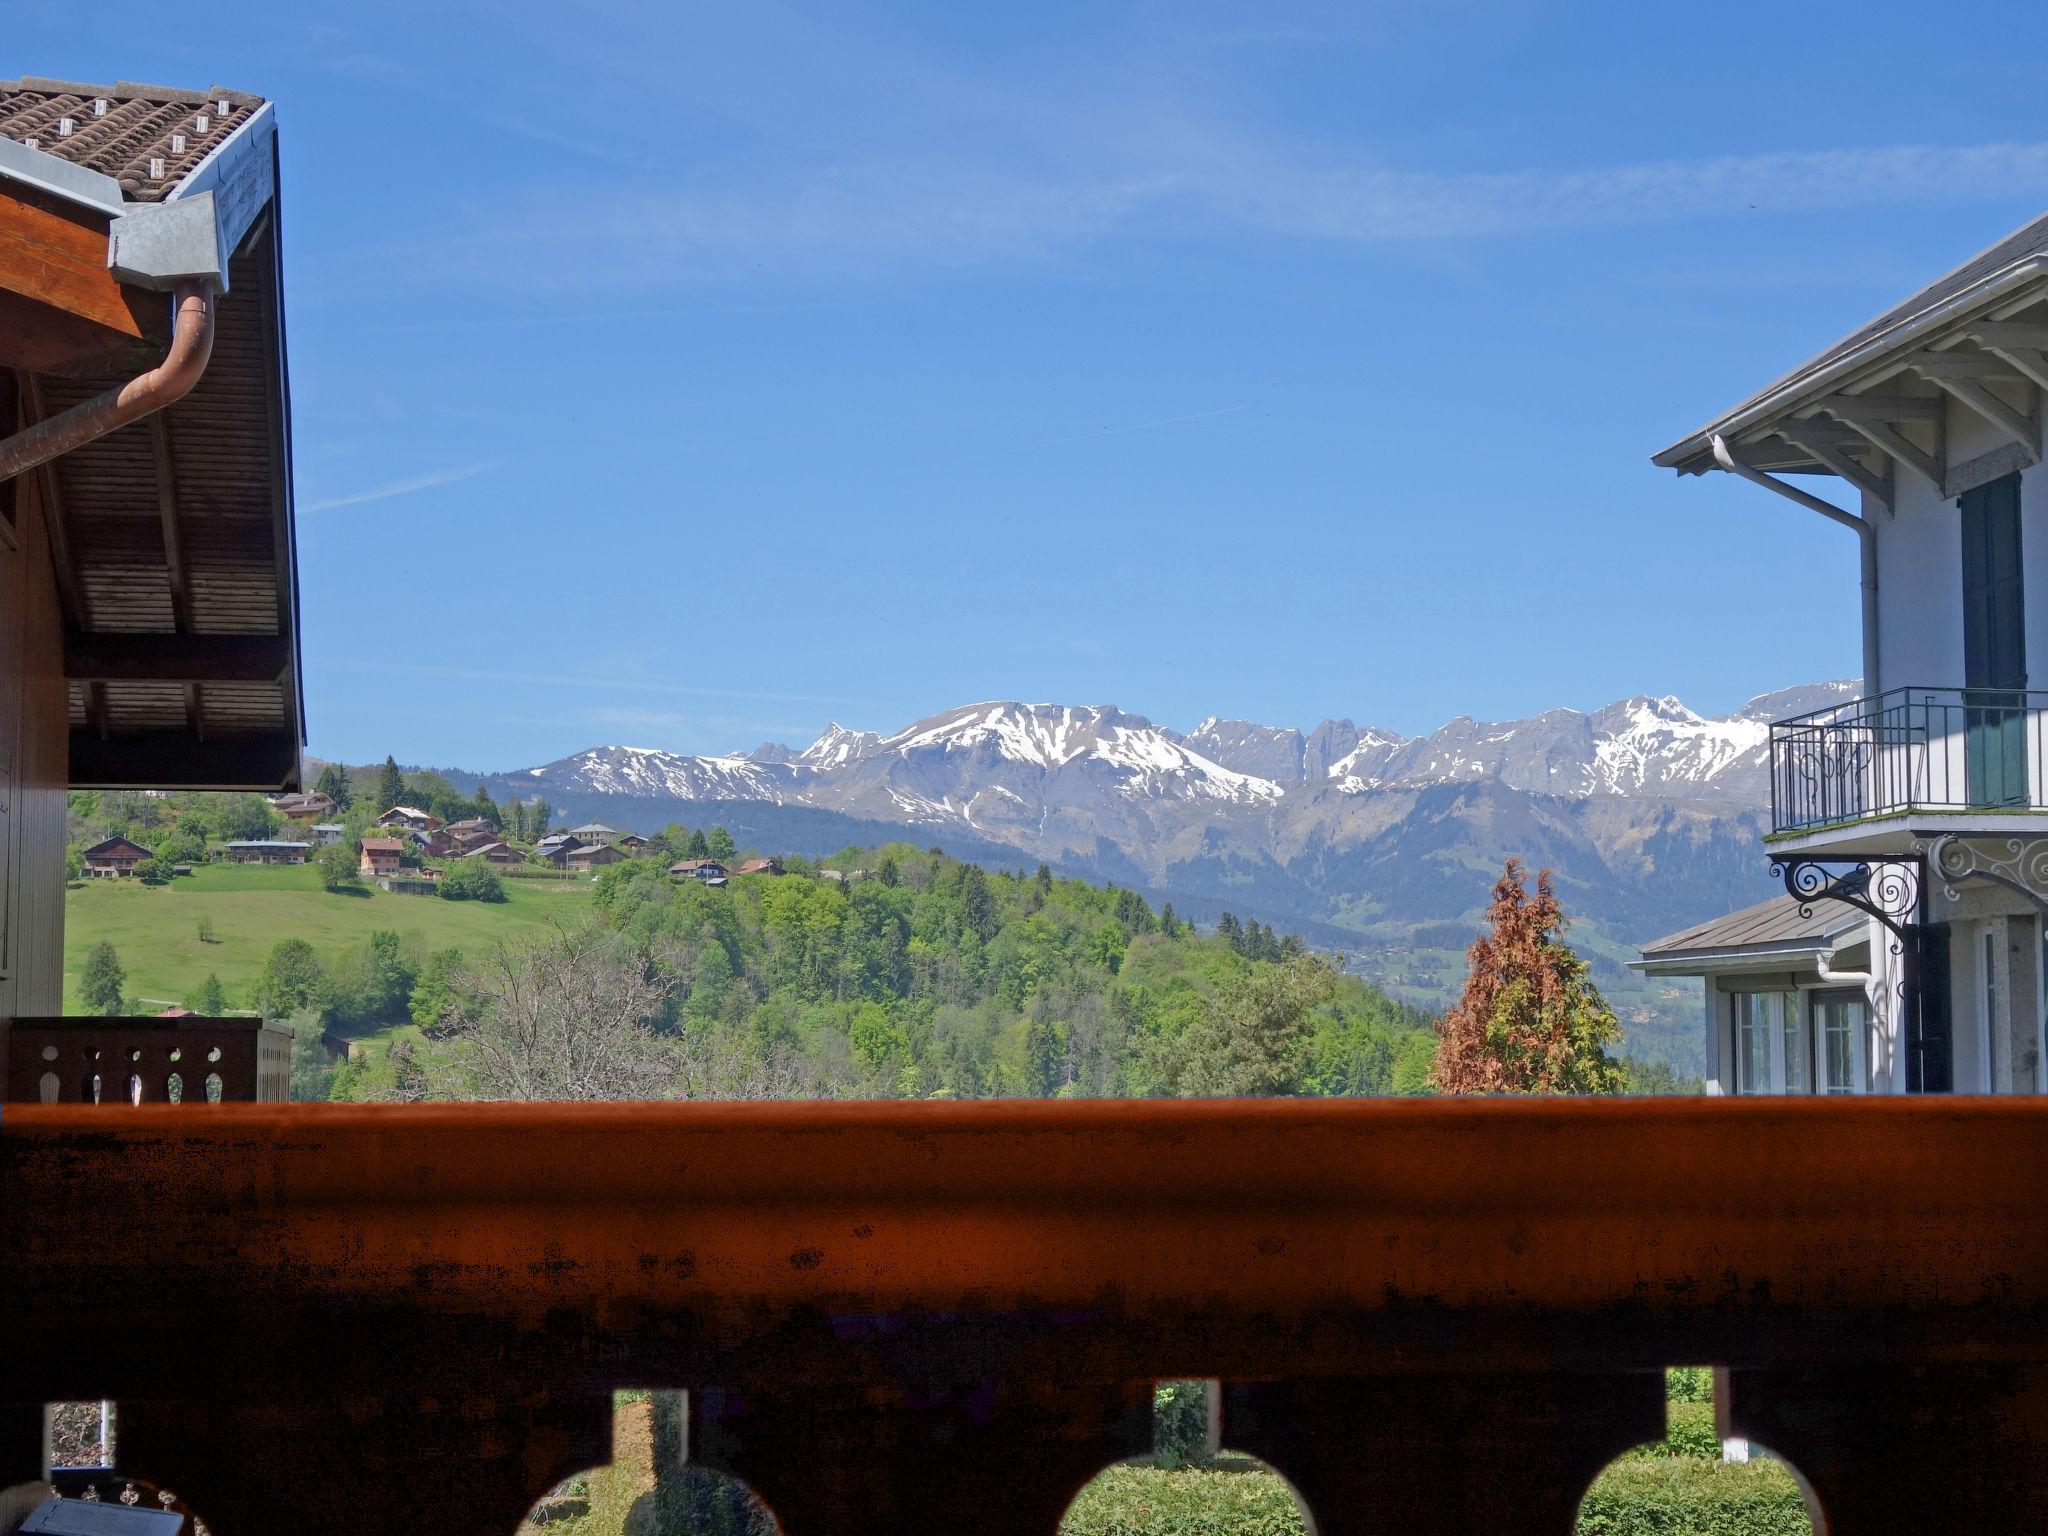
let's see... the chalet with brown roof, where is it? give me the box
[0,77,301,805]
[359,838,404,878]
[468,842,527,868]
[565,843,628,872]
[80,835,151,877]
[376,805,440,833]
[669,858,728,885]
[735,856,783,876]
[617,833,650,854]
[271,791,335,822]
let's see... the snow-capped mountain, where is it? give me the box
[508,683,1830,833]
[527,744,801,803]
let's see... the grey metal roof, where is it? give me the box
[1653,208,2048,473]
[1638,892,1865,962]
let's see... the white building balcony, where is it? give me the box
[1768,686,2048,851]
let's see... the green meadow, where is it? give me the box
[62,862,593,1014]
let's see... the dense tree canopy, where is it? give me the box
[1432,859,1625,1095]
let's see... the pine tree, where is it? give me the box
[475,782,500,829]
[314,761,352,809]
[708,826,738,861]
[686,829,711,858]
[80,940,126,1016]
[374,755,404,812]
[1160,902,1179,938]
[1432,859,1625,1096]
[195,973,226,1014]
[1217,912,1242,951]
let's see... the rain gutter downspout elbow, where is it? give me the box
[1711,434,1881,699]
[0,280,217,485]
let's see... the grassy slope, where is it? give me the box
[62,863,593,1014]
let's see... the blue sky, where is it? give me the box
[19,1,2048,766]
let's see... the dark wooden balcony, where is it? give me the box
[5,1016,293,1104]
[6,1097,2048,1536]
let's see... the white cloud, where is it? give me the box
[301,463,495,514]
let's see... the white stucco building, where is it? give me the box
[1641,211,2048,1098]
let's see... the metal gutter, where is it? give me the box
[0,133,125,215]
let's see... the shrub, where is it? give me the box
[315,842,361,891]
[1577,1456,1810,1535]
[440,861,505,903]
[1627,1401,1722,1461]
[1153,1381,1212,1469]
[1666,1365,1715,1404]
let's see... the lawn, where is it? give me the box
[63,862,594,1014]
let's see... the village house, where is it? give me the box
[565,842,628,873]
[534,834,583,867]
[734,856,783,876]
[669,857,728,885]
[375,805,441,833]
[468,841,528,869]
[269,790,334,822]
[567,821,622,847]
[308,822,345,847]
[617,833,650,854]
[1643,208,2048,1097]
[358,838,405,878]
[79,836,151,877]
[224,839,310,866]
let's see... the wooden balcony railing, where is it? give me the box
[5,1097,2048,1536]
[6,1016,292,1104]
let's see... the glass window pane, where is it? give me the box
[1818,997,1865,1094]
[1736,994,1773,1094]
[1780,993,1808,1094]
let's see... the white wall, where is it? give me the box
[1867,398,2048,694]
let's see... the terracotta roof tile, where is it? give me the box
[0,77,264,202]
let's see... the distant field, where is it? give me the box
[62,862,594,1014]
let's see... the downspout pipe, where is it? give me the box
[1711,433,1881,700]
[0,281,216,485]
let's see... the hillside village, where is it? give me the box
[70,757,791,899]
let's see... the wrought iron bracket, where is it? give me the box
[1774,856,1922,941]
[1922,834,2048,922]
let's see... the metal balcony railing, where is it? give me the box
[6,1098,2048,1536]
[1769,684,2048,833]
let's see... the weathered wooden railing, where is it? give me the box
[6,1016,292,1104]
[5,1097,2048,1535]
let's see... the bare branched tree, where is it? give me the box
[674,1029,821,1102]
[450,921,679,1101]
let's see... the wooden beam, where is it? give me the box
[63,630,290,685]
[1910,349,2026,382]
[1981,346,2048,398]
[67,728,300,792]
[0,187,148,344]
[1781,427,1893,510]
[146,412,205,738]
[1824,409,1945,494]
[1912,366,2041,459]
[17,373,88,629]
[1817,392,1944,423]
[1966,322,2048,351]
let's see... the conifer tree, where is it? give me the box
[1217,911,1242,951]
[475,782,500,829]
[686,829,711,858]
[80,941,126,1016]
[1160,903,1180,939]
[374,755,404,812]
[1432,859,1625,1095]
[314,761,352,809]
[708,826,738,861]
[195,973,226,1014]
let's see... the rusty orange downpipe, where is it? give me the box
[0,280,216,484]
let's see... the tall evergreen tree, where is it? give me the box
[194,973,227,1014]
[686,828,711,858]
[1217,911,1242,951]
[1432,859,1625,1096]
[1160,902,1180,939]
[708,826,738,861]
[80,941,126,1016]
[374,755,404,812]
[475,782,501,829]
[314,761,352,809]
